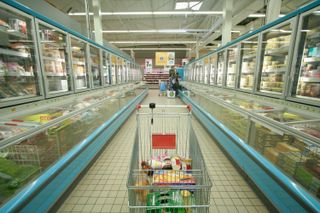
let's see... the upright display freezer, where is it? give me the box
[70,36,90,91]
[0,4,43,106]
[209,54,217,85]
[291,7,320,102]
[37,20,72,97]
[238,35,259,91]
[226,45,238,88]
[89,45,102,88]
[217,51,225,86]
[102,51,111,85]
[257,19,296,95]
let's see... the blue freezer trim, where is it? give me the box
[180,92,320,213]
[1,0,132,62]
[187,0,320,64]
[0,90,147,213]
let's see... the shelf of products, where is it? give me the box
[38,23,71,95]
[217,51,225,86]
[0,6,41,101]
[70,38,89,90]
[293,11,320,100]
[239,36,259,90]
[144,73,169,88]
[90,46,102,88]
[226,46,238,88]
[209,54,217,85]
[259,22,293,94]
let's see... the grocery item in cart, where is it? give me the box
[152,170,196,185]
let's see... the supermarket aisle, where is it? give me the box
[58,90,269,213]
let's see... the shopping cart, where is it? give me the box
[127,103,212,213]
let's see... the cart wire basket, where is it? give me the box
[127,103,212,213]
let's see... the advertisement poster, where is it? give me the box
[145,58,153,72]
[155,52,175,66]
[167,52,175,66]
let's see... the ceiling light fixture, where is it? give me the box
[69,11,223,16]
[109,41,197,44]
[100,29,208,33]
[248,13,286,18]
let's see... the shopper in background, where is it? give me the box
[173,73,180,96]
[169,66,176,90]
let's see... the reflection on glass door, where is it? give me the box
[111,55,116,84]
[0,6,41,102]
[38,23,71,95]
[226,46,238,88]
[217,51,225,86]
[90,46,101,87]
[239,36,259,90]
[70,38,89,90]
[209,54,217,85]
[292,10,320,100]
[258,22,293,94]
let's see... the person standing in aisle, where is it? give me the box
[169,66,176,90]
[173,73,180,96]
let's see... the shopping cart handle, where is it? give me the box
[149,103,156,109]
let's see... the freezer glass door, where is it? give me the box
[292,10,320,100]
[0,6,41,102]
[199,63,204,83]
[90,46,102,87]
[258,23,293,94]
[226,46,238,88]
[209,54,217,85]
[38,24,71,94]
[217,51,225,86]
[102,51,110,85]
[70,38,89,90]
[239,36,259,90]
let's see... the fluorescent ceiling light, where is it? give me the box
[109,41,197,44]
[248,13,285,18]
[100,29,208,34]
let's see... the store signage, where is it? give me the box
[155,52,175,66]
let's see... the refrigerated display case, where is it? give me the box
[209,54,217,85]
[111,55,116,85]
[226,45,238,88]
[291,7,320,104]
[89,45,102,88]
[258,20,295,95]
[217,51,225,86]
[0,4,42,106]
[0,84,145,205]
[238,35,259,91]
[70,37,89,91]
[182,81,320,200]
[37,21,72,96]
[102,51,110,85]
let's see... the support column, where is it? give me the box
[266,0,281,23]
[84,0,90,38]
[92,0,103,44]
[221,0,233,45]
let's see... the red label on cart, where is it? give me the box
[152,134,176,149]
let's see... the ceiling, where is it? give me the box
[45,0,313,62]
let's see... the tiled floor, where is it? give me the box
[58,90,269,213]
